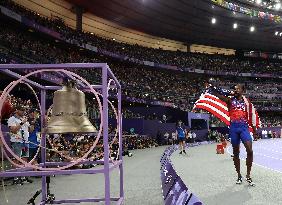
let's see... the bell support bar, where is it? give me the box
[44,85,116,90]
[104,64,121,89]
[0,69,45,89]
[0,63,121,89]
[0,63,107,69]
[1,68,107,90]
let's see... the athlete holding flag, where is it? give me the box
[203,81,257,186]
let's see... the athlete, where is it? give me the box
[176,121,186,154]
[208,83,256,186]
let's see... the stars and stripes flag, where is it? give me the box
[193,92,261,132]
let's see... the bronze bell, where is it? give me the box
[46,82,97,134]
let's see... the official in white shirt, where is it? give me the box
[7,105,32,184]
[8,106,30,158]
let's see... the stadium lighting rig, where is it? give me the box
[246,0,282,10]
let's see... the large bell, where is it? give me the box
[46,82,97,134]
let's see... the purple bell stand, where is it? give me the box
[0,63,124,205]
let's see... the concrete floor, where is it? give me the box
[171,141,282,205]
[2,140,282,205]
[0,146,165,205]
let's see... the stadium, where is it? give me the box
[0,0,281,204]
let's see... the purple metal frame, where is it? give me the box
[0,63,124,205]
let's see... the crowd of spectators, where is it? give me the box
[0,27,200,111]
[0,20,281,113]
[46,132,159,165]
[0,52,12,64]
[1,91,159,167]
[217,80,282,100]
[123,134,158,150]
[0,1,280,128]
[0,22,202,112]
[210,116,226,127]
[1,0,282,75]
[207,130,228,142]
[260,116,282,127]
[0,0,280,187]
[0,0,70,34]
[0,84,280,178]
[122,109,144,119]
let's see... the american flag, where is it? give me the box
[193,92,261,132]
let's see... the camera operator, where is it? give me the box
[28,109,41,164]
[111,140,119,160]
[122,142,133,157]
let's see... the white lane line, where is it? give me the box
[255,140,282,156]
[257,139,282,150]
[226,145,282,175]
[253,152,282,161]
[254,146,282,155]
[233,148,282,161]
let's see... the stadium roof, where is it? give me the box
[68,0,282,52]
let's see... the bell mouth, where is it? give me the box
[46,117,97,134]
[52,112,87,117]
[46,128,97,134]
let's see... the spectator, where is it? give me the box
[7,105,33,184]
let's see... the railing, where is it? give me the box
[160,142,214,205]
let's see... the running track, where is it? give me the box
[227,139,282,174]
